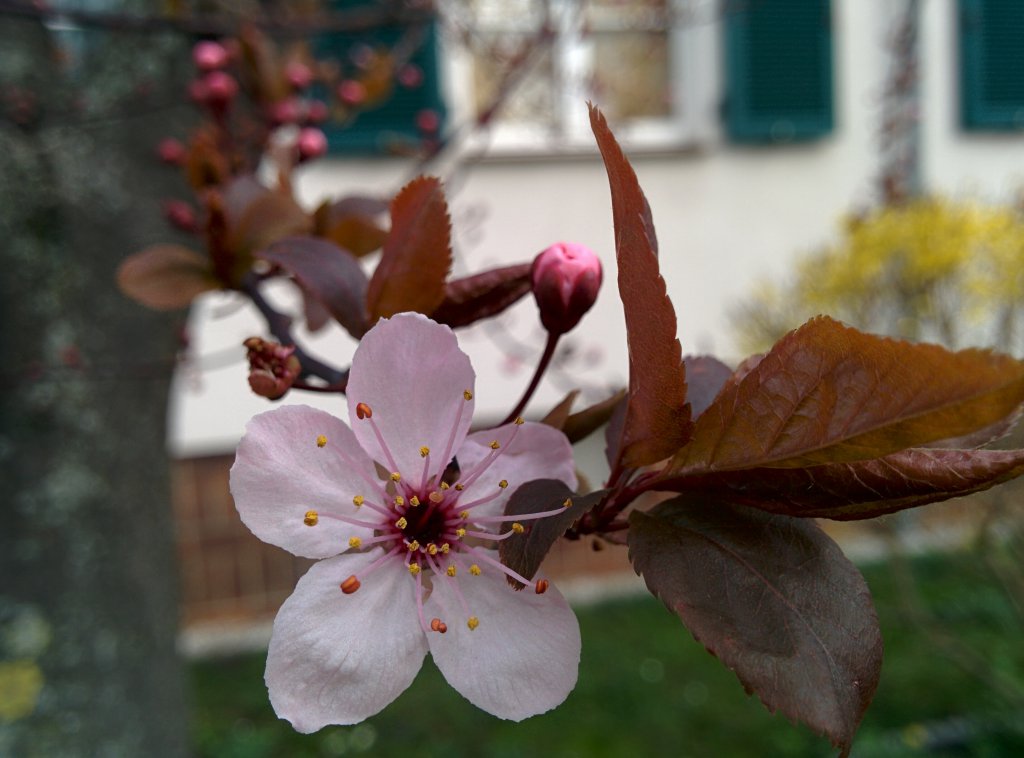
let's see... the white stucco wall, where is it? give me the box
[169,0,1024,458]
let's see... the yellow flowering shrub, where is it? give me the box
[733,196,1024,354]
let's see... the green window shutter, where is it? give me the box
[725,0,834,142]
[316,2,446,154]
[960,0,1024,130]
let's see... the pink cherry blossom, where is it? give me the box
[230,313,581,731]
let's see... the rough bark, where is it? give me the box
[0,14,191,757]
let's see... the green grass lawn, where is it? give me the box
[191,551,1024,757]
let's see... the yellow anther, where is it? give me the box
[463,390,473,401]
[420,446,430,457]
[454,483,464,491]
[303,510,319,526]
[408,563,421,576]
[467,616,480,631]
[394,496,405,507]
[353,495,365,507]
[390,472,401,482]
[409,496,420,507]
[514,417,524,425]
[489,440,500,450]
[446,565,457,577]
[348,537,362,549]
[395,517,408,529]
[429,491,444,503]
[440,482,450,490]
[469,564,481,576]
[427,544,439,555]
[455,528,466,538]
[316,435,328,448]
[563,497,573,508]
[407,540,420,552]
[440,543,451,554]
[512,522,525,534]
[498,479,508,489]
[459,510,470,519]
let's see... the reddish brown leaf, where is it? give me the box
[590,104,690,468]
[563,389,627,444]
[116,244,218,310]
[659,447,1024,521]
[540,390,580,431]
[226,181,313,258]
[259,237,370,339]
[499,481,607,588]
[313,196,389,257]
[366,176,452,322]
[684,355,734,418]
[671,317,1024,473]
[629,498,882,756]
[430,263,532,328]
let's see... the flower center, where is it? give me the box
[305,389,572,636]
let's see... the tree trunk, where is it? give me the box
[0,14,191,757]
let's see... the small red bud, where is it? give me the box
[192,41,229,72]
[415,109,440,134]
[244,337,302,400]
[163,200,197,232]
[397,64,423,88]
[336,79,366,106]
[203,71,238,106]
[157,137,186,165]
[306,99,329,124]
[296,128,328,161]
[531,242,603,334]
[268,97,301,126]
[285,61,315,90]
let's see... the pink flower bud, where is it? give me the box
[285,61,314,90]
[203,71,238,106]
[268,97,301,126]
[296,127,328,161]
[415,109,440,133]
[163,200,197,232]
[305,99,329,124]
[531,242,602,334]
[336,79,366,106]
[397,64,423,88]
[193,41,229,71]
[157,137,186,165]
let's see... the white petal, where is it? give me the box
[230,405,380,558]
[346,313,474,485]
[425,557,581,721]
[456,421,578,519]
[265,551,428,731]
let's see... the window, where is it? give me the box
[960,0,1024,130]
[316,1,448,154]
[724,0,834,143]
[451,0,704,152]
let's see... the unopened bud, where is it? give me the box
[398,64,423,88]
[193,41,229,72]
[415,109,440,134]
[336,79,366,106]
[245,337,302,400]
[531,242,602,334]
[163,199,197,232]
[285,61,315,90]
[203,71,238,107]
[296,128,328,161]
[157,137,186,165]
[268,97,301,126]
[306,99,329,124]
